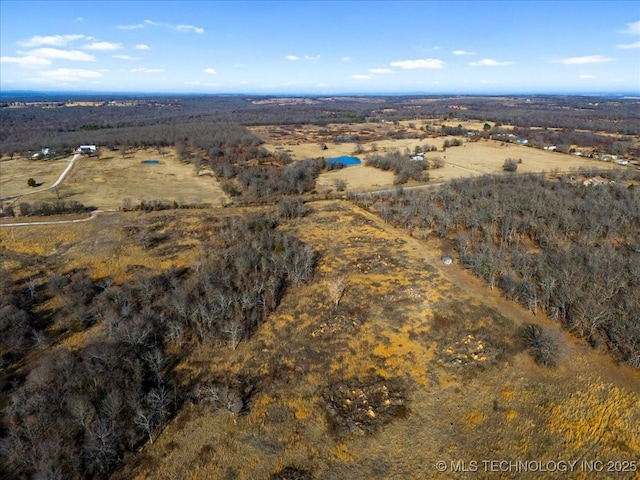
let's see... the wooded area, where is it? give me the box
[2,95,638,156]
[0,214,314,479]
[364,171,640,367]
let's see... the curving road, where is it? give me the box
[0,153,81,203]
[0,209,102,228]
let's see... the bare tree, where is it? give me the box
[327,277,347,307]
[193,155,203,175]
[134,409,155,444]
[223,318,244,350]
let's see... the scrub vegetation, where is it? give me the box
[1,94,639,479]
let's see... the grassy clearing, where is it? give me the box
[252,121,621,192]
[0,156,69,198]
[1,147,228,210]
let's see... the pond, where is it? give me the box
[141,160,159,165]
[326,155,361,166]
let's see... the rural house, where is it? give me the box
[78,145,97,155]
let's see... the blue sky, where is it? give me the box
[1,1,639,94]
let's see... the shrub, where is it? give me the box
[503,158,518,172]
[27,178,36,187]
[333,178,347,192]
[519,323,558,367]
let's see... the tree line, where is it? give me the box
[3,95,637,157]
[363,170,640,367]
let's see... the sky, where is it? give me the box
[1,0,639,95]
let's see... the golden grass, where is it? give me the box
[8,199,636,479]
[2,147,229,210]
[251,120,620,191]
[125,201,637,478]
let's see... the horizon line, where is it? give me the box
[2,89,639,99]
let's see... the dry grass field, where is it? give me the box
[316,166,396,192]
[1,209,202,284]
[1,148,228,210]
[100,201,639,480]
[251,122,621,192]
[0,156,69,198]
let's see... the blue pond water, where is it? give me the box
[326,155,361,166]
[141,160,159,164]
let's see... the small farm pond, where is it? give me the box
[326,156,361,166]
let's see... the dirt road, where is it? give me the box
[0,153,81,203]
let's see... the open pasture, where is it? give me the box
[0,156,69,198]
[253,121,618,191]
[1,148,228,210]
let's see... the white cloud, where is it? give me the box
[390,58,444,69]
[1,55,52,66]
[286,54,320,62]
[176,24,204,34]
[579,74,596,79]
[203,67,217,74]
[84,41,123,51]
[553,55,615,65]
[28,68,102,83]
[185,81,219,86]
[617,41,640,49]
[135,44,151,50]
[27,48,95,61]
[452,50,475,56]
[281,80,297,86]
[76,17,84,22]
[113,55,139,60]
[130,68,164,73]
[317,82,328,87]
[469,58,515,67]
[118,23,145,30]
[139,19,204,34]
[18,34,85,47]
[341,56,351,62]
[369,68,394,74]
[620,20,640,34]
[352,74,370,80]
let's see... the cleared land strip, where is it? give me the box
[0,209,102,227]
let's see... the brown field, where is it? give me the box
[0,156,69,198]
[252,122,624,191]
[67,201,635,480]
[316,166,396,192]
[3,121,627,208]
[1,148,228,210]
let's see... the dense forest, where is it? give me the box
[2,95,638,155]
[363,171,640,367]
[0,214,315,479]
